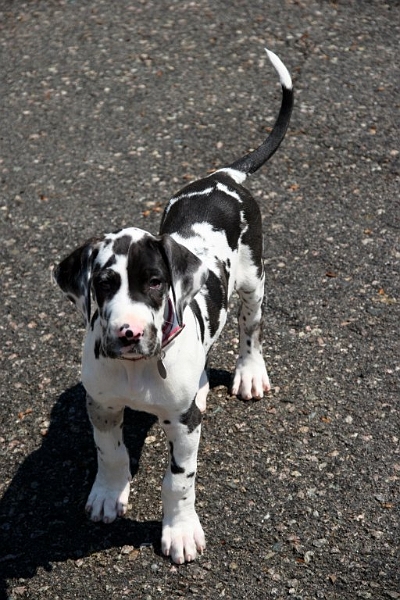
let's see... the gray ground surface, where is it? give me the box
[0,1,399,598]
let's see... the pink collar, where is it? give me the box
[161,297,184,347]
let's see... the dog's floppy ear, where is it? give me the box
[54,239,100,326]
[159,234,209,326]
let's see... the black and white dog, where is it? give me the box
[55,49,293,564]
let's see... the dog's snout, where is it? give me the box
[118,322,144,341]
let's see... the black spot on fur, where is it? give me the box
[204,270,225,338]
[102,255,117,269]
[94,338,101,359]
[218,260,229,304]
[169,442,185,474]
[190,299,205,343]
[180,398,202,434]
[90,309,99,331]
[93,270,121,308]
[187,471,195,478]
[127,237,170,308]
[113,235,132,255]
[240,191,264,278]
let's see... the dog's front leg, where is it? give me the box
[85,395,131,523]
[160,398,205,563]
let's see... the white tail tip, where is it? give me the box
[265,48,292,90]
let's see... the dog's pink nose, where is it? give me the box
[118,323,144,340]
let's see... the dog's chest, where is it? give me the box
[82,353,178,415]
[82,314,206,416]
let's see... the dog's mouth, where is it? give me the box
[101,327,161,361]
[118,343,160,361]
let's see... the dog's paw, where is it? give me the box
[161,512,206,564]
[232,355,271,400]
[85,477,131,524]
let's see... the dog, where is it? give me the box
[54,49,293,564]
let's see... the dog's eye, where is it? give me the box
[97,271,117,288]
[93,270,121,305]
[149,277,163,290]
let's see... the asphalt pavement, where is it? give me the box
[0,1,399,598]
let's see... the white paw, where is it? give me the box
[232,355,271,400]
[161,512,206,564]
[85,477,130,524]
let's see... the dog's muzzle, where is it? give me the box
[101,322,160,360]
[99,299,184,365]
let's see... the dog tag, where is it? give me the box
[157,358,167,379]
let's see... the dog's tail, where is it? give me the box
[220,49,293,182]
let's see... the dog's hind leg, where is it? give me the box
[232,268,271,400]
[85,396,131,523]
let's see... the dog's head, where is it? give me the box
[54,228,208,360]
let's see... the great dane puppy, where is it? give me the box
[55,49,293,564]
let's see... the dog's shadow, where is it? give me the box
[0,370,230,597]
